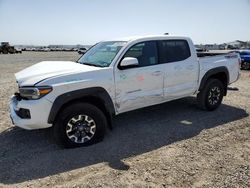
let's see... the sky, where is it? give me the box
[0,0,250,45]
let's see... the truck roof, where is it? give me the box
[106,35,191,42]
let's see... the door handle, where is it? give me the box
[152,71,162,76]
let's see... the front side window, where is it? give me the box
[78,41,126,67]
[123,41,158,67]
[158,40,191,63]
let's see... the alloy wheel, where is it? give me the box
[66,114,96,143]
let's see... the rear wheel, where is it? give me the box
[53,103,107,148]
[197,79,224,111]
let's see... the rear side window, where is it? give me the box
[158,40,191,63]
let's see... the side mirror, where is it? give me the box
[120,57,139,68]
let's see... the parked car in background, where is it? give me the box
[239,50,250,70]
[15,48,22,53]
[43,47,51,52]
[78,47,87,54]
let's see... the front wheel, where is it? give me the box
[197,79,224,111]
[53,103,107,148]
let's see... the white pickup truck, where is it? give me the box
[9,35,240,148]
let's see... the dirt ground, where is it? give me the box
[0,52,249,188]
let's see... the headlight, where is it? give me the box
[19,86,52,100]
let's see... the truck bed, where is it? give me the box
[198,52,240,85]
[197,50,233,57]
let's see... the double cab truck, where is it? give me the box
[9,35,240,148]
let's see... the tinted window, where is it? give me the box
[123,41,158,67]
[158,40,191,63]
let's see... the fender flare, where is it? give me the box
[199,66,229,92]
[47,87,115,125]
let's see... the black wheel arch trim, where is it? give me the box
[199,66,229,95]
[48,87,115,127]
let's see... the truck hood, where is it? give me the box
[15,61,100,86]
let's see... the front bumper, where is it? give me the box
[9,95,53,130]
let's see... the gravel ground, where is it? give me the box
[0,52,249,188]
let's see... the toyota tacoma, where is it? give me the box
[9,35,240,148]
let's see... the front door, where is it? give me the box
[114,41,164,113]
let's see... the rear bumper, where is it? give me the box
[9,96,53,130]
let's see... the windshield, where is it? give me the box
[77,41,127,67]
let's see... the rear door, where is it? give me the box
[114,41,165,113]
[158,40,199,99]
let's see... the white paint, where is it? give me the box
[15,61,100,86]
[163,39,199,99]
[115,64,164,113]
[10,35,240,130]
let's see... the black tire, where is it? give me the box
[241,62,250,70]
[241,62,246,70]
[53,103,107,148]
[197,79,224,111]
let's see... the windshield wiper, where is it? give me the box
[81,62,102,67]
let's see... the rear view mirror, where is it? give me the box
[120,57,139,68]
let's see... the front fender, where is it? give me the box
[47,87,115,124]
